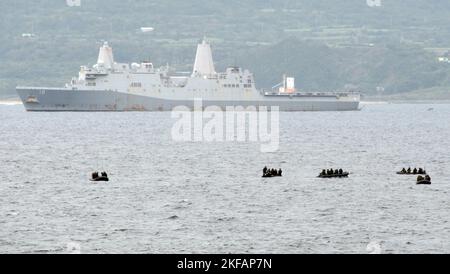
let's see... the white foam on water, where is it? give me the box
[0,100,22,105]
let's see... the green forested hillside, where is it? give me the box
[2,0,450,98]
[239,39,450,94]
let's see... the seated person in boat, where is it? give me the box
[339,169,343,175]
[425,175,431,181]
[101,171,108,178]
[278,169,282,177]
[262,166,271,176]
[321,170,326,176]
[401,168,407,174]
[407,167,412,174]
[92,172,99,179]
[413,168,418,174]
[417,175,424,182]
[263,167,273,177]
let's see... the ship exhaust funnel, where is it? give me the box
[192,39,216,77]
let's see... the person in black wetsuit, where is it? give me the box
[334,169,339,175]
[321,170,326,176]
[92,172,98,179]
[263,166,268,176]
[417,175,424,182]
[413,168,417,174]
[339,169,343,175]
[407,167,411,174]
[425,175,431,182]
[401,168,407,174]
[330,168,334,175]
[278,169,282,177]
[101,171,108,178]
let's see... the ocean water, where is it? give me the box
[0,102,449,254]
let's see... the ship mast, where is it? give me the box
[192,39,216,77]
[97,42,115,70]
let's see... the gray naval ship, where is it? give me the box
[17,40,360,111]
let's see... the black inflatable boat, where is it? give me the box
[396,172,426,175]
[318,172,349,178]
[90,176,109,182]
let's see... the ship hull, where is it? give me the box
[17,88,360,112]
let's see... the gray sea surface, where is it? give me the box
[0,102,449,254]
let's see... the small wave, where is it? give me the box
[217,217,235,222]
